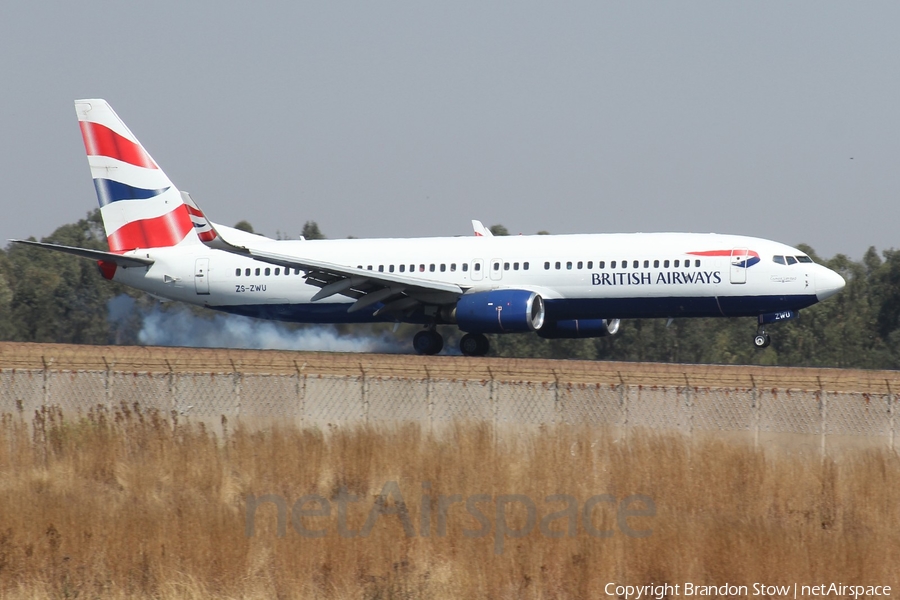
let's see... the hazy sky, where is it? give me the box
[2,2,898,259]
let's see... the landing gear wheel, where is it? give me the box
[753,333,771,349]
[460,333,490,357]
[413,330,444,355]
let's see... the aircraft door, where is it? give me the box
[471,259,484,281]
[490,258,503,281]
[194,258,210,295]
[730,248,748,284]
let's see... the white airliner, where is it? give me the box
[12,100,846,356]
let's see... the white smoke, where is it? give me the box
[119,299,408,353]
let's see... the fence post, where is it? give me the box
[231,359,242,419]
[102,356,112,410]
[295,360,306,428]
[887,380,895,453]
[617,371,627,440]
[165,359,176,414]
[684,373,693,438]
[424,366,433,429]
[751,375,759,449]
[818,376,826,460]
[41,356,52,408]
[360,363,368,423]
[488,366,497,450]
[552,369,561,422]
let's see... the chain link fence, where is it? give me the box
[0,364,896,454]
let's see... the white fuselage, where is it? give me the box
[112,231,843,325]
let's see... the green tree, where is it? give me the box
[234,220,254,233]
[302,221,326,240]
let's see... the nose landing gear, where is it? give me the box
[753,327,771,349]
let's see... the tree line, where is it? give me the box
[1,211,897,369]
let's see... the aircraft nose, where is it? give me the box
[816,267,845,301]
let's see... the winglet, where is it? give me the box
[472,220,493,237]
[179,192,252,256]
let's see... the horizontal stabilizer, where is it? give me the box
[9,239,154,267]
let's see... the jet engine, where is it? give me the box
[454,290,545,333]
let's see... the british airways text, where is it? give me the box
[592,271,723,286]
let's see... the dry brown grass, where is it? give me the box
[0,405,898,599]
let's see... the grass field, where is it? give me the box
[0,403,897,599]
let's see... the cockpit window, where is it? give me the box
[796,256,813,263]
[786,256,798,265]
[773,256,786,265]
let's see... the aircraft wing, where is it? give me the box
[9,239,154,268]
[187,199,464,317]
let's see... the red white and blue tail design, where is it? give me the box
[75,99,198,252]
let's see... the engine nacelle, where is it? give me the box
[536,318,621,339]
[455,290,545,333]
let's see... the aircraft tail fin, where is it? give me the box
[75,99,199,252]
[472,220,493,237]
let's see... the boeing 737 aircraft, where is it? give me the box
[12,100,846,356]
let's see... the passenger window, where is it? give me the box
[265,268,271,276]
[295,269,301,275]
[450,263,456,272]
[599,261,605,269]
[577,261,583,269]
[587,261,592,269]
[430,264,435,272]
[367,265,373,270]
[773,256,786,265]
[275,268,281,275]
[566,261,573,270]
[643,260,649,268]
[503,262,509,270]
[654,260,659,268]
[633,260,639,268]
[493,262,500,271]
[786,256,798,265]
[255,268,261,276]
[286,269,291,276]
[419,264,425,272]
[245,268,251,276]
[235,268,241,276]
[378,265,384,272]
[555,262,561,270]
[463,263,469,272]
[389,265,395,273]
[513,262,519,270]
[664,260,669,268]
[695,260,700,267]
[400,264,405,273]
[524,262,529,270]
[440,264,446,272]
[611,261,616,268]
[544,261,551,270]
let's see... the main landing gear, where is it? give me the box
[459,333,490,357]
[413,328,444,355]
[412,329,490,356]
